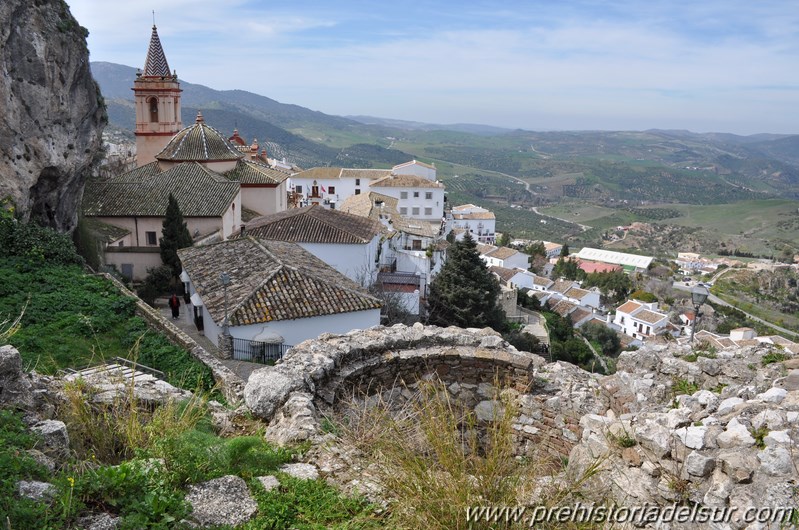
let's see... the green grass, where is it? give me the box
[0,257,216,391]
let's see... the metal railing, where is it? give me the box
[232,338,292,364]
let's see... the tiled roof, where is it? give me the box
[142,25,171,77]
[242,204,382,244]
[533,291,550,301]
[453,211,495,221]
[533,276,553,287]
[567,287,591,300]
[83,218,130,243]
[291,167,343,180]
[370,174,444,189]
[635,309,667,324]
[476,243,497,255]
[156,113,244,162]
[339,192,398,220]
[393,159,435,170]
[340,168,393,180]
[544,242,562,251]
[490,266,518,283]
[224,160,288,185]
[486,246,519,260]
[550,299,577,317]
[617,300,643,314]
[550,279,575,295]
[109,161,162,182]
[83,162,239,217]
[571,308,592,324]
[178,237,382,325]
[452,204,479,211]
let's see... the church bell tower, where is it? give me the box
[133,25,182,166]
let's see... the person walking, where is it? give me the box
[169,293,180,320]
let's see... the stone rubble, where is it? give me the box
[184,475,258,528]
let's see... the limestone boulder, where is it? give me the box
[185,475,258,528]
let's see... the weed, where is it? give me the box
[672,378,699,397]
[762,352,788,366]
[751,426,769,449]
[710,383,728,394]
[606,428,637,449]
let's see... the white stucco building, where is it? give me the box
[241,205,385,286]
[477,244,530,270]
[392,159,437,180]
[613,299,669,340]
[370,174,446,221]
[450,204,496,244]
[178,237,382,353]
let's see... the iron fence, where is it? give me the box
[232,338,292,364]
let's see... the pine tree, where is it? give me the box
[427,233,506,330]
[160,193,193,277]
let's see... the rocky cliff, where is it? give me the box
[0,0,105,231]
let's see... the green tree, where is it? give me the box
[525,241,547,273]
[427,233,506,330]
[160,194,193,278]
[581,322,621,357]
[582,270,632,304]
[497,232,511,247]
[561,244,570,257]
[552,257,585,281]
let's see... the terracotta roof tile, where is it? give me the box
[242,204,382,244]
[178,237,381,325]
[634,309,667,324]
[83,162,239,217]
[370,174,444,189]
[616,300,643,314]
[224,160,289,185]
[489,266,518,282]
[156,114,244,162]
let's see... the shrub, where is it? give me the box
[762,352,788,366]
[672,378,699,396]
[0,217,83,266]
[136,265,175,306]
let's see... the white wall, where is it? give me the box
[299,237,380,286]
[290,177,357,208]
[202,305,380,347]
[373,186,445,220]
[241,182,286,216]
[393,162,436,180]
[451,217,496,243]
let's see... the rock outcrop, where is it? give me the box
[0,0,105,231]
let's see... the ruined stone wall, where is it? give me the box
[244,324,605,460]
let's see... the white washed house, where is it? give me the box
[289,167,393,209]
[241,205,384,286]
[450,204,496,244]
[370,174,446,221]
[178,237,382,351]
[477,244,530,270]
[392,160,437,180]
[613,300,669,340]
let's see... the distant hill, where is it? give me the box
[91,61,415,168]
[346,115,512,136]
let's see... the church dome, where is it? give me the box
[156,112,244,162]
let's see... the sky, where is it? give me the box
[66,0,799,135]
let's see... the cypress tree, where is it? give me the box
[427,233,506,330]
[160,193,193,277]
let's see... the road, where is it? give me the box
[672,283,799,338]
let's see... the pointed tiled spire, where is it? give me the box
[143,25,171,77]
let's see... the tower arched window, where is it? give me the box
[148,97,159,122]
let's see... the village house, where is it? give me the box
[543,241,563,259]
[289,167,394,208]
[684,328,799,354]
[178,237,382,358]
[613,299,670,340]
[369,174,446,222]
[391,159,437,180]
[339,191,448,299]
[450,204,496,243]
[547,279,602,310]
[489,266,539,290]
[477,243,530,270]
[239,205,384,286]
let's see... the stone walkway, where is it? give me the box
[156,300,265,383]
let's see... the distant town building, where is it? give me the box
[450,204,496,243]
[574,248,653,272]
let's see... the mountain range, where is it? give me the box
[92,61,799,202]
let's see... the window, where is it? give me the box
[413,191,420,198]
[328,186,336,195]
[148,97,158,122]
[425,192,433,200]
[146,231,157,245]
[354,189,361,195]
[118,241,124,247]
[295,185,303,194]
[412,207,420,216]
[412,239,422,250]
[400,191,408,199]
[424,207,432,216]
[399,207,408,215]
[355,178,361,186]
